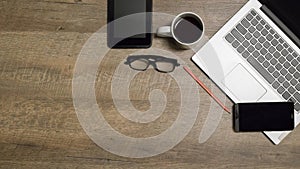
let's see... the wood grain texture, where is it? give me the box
[0,0,300,168]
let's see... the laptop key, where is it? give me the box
[274,51,280,58]
[277,86,285,94]
[285,74,292,81]
[253,31,260,38]
[296,84,300,91]
[274,34,280,39]
[288,86,296,94]
[268,66,275,73]
[278,76,284,83]
[247,56,275,84]
[242,51,250,58]
[270,58,277,65]
[271,39,278,46]
[242,41,250,48]
[283,81,289,88]
[283,62,291,69]
[294,93,300,103]
[266,34,273,41]
[287,54,293,61]
[273,71,280,78]
[282,91,291,100]
[260,48,267,55]
[237,45,245,53]
[245,33,252,40]
[289,96,296,103]
[296,65,300,72]
[265,53,272,60]
[248,46,255,53]
[260,20,266,25]
[258,36,266,43]
[251,19,258,26]
[291,79,297,86]
[278,57,285,64]
[256,15,261,21]
[231,29,245,43]
[263,41,271,48]
[258,56,265,63]
[232,40,239,48]
[263,61,270,68]
[292,52,298,57]
[261,29,268,36]
[255,43,262,50]
[293,72,300,79]
[288,47,293,53]
[281,49,288,56]
[225,34,234,43]
[272,81,280,89]
[246,14,253,21]
[289,67,296,74]
[241,19,250,28]
[250,38,257,45]
[280,69,288,76]
[276,44,283,51]
[248,26,255,33]
[279,38,284,43]
[268,46,275,53]
[236,23,247,35]
[275,63,283,70]
[256,24,263,31]
[253,51,260,58]
[251,10,257,16]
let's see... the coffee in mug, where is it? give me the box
[157,12,205,49]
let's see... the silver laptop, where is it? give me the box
[192,0,300,144]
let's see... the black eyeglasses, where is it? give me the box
[124,55,180,73]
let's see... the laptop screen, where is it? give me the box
[260,0,300,39]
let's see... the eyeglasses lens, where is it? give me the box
[129,59,149,71]
[156,61,175,72]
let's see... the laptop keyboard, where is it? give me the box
[224,9,300,112]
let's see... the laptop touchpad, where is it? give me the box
[222,64,267,102]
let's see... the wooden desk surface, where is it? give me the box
[0,0,299,168]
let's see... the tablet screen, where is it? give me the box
[107,0,152,48]
[114,0,146,38]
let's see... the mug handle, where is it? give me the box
[156,26,172,37]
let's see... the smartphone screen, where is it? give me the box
[107,0,152,48]
[234,102,294,132]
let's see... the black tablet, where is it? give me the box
[107,0,152,48]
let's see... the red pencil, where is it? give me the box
[183,66,231,114]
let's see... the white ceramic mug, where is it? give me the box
[157,12,205,49]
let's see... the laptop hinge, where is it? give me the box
[261,5,300,48]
